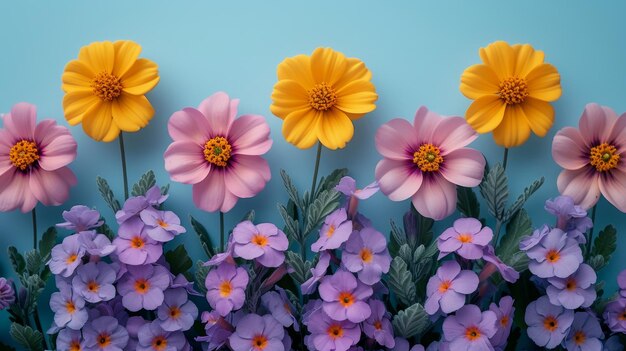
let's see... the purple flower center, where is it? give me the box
[545,250,561,263]
[543,316,558,332]
[338,292,355,307]
[464,326,481,341]
[98,333,111,347]
[87,281,99,293]
[373,320,383,330]
[134,279,150,294]
[574,331,586,345]
[327,324,344,339]
[130,236,145,249]
[151,335,168,351]
[9,140,39,171]
[169,306,181,319]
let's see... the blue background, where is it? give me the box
[1,0,625,345]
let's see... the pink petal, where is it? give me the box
[4,103,37,140]
[197,92,237,138]
[375,159,422,201]
[552,127,588,170]
[192,170,238,213]
[167,108,212,144]
[598,169,626,213]
[29,167,77,206]
[412,174,456,220]
[609,113,626,154]
[374,118,416,161]
[0,169,37,212]
[0,130,14,176]
[557,168,601,209]
[578,103,616,146]
[413,106,442,144]
[440,148,485,187]
[431,116,478,154]
[224,155,271,198]
[229,114,272,156]
[35,120,77,171]
[164,141,210,184]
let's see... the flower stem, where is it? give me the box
[586,205,597,257]
[310,142,323,197]
[119,132,129,200]
[30,208,47,350]
[31,208,37,250]
[220,211,225,252]
[502,148,509,171]
[33,310,48,350]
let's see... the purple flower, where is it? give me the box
[49,234,85,277]
[116,196,151,224]
[72,261,116,303]
[50,284,88,330]
[78,230,116,257]
[140,208,186,242]
[319,270,372,323]
[144,185,168,206]
[564,312,604,351]
[481,245,519,283]
[88,295,129,326]
[137,321,187,351]
[519,225,551,251]
[488,296,514,350]
[57,205,103,232]
[438,218,493,260]
[113,217,163,265]
[335,176,379,200]
[525,296,575,349]
[342,227,391,285]
[205,262,249,316]
[302,251,331,294]
[171,273,201,296]
[525,227,583,278]
[311,208,353,252]
[261,287,299,331]
[442,304,497,351]
[546,263,596,309]
[117,264,171,311]
[196,311,233,351]
[0,277,15,309]
[229,314,285,351]
[232,221,288,267]
[545,195,592,243]
[307,308,360,351]
[618,269,626,298]
[362,299,395,348]
[157,288,198,332]
[204,235,235,267]
[603,297,626,333]
[83,316,129,351]
[425,260,479,315]
[56,328,85,351]
[125,316,148,351]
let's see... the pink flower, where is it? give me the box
[375,106,485,220]
[552,103,626,211]
[0,103,77,212]
[164,92,272,213]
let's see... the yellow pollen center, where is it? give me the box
[565,279,577,291]
[203,136,232,167]
[439,280,452,293]
[169,306,181,319]
[66,300,76,314]
[157,219,169,228]
[543,316,558,332]
[360,248,373,263]
[546,250,561,263]
[98,333,111,347]
[327,324,344,339]
[152,336,168,351]
[590,143,620,172]
[251,335,268,350]
[458,233,473,243]
[252,234,269,247]
[326,225,336,238]
[134,279,150,294]
[413,144,443,172]
[574,331,586,345]
[9,140,39,171]
[465,326,481,341]
[498,76,529,105]
[338,292,355,307]
[66,253,78,264]
[69,341,82,351]
[130,236,144,249]
[87,281,99,293]
[308,82,337,111]
[374,320,383,330]
[219,280,232,297]
[91,71,123,101]
[619,311,626,321]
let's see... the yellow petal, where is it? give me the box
[310,47,348,86]
[460,64,500,100]
[270,79,310,119]
[526,64,562,102]
[78,41,115,74]
[521,98,554,137]
[121,58,160,95]
[277,54,315,90]
[492,105,531,147]
[63,91,99,125]
[282,108,321,149]
[333,57,372,89]
[512,43,545,77]
[317,108,354,150]
[335,80,377,117]
[113,40,142,78]
[62,60,95,91]
[479,41,515,80]
[112,93,155,132]
[82,101,120,142]
[465,95,507,133]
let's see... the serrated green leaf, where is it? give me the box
[280,170,302,210]
[498,209,532,267]
[99,222,116,241]
[165,245,193,276]
[457,186,480,218]
[392,303,429,338]
[24,250,44,276]
[194,261,210,295]
[96,176,121,213]
[190,215,215,258]
[38,227,56,261]
[479,163,508,220]
[23,274,45,310]
[398,244,413,267]
[503,177,544,222]
[8,247,25,275]
[389,219,406,257]
[9,323,43,351]
[387,257,416,306]
[315,168,348,197]
[591,225,617,265]
[303,189,340,236]
[285,251,313,284]
[241,210,255,223]
[161,184,170,196]
[278,204,300,242]
[587,254,605,271]
[131,170,157,197]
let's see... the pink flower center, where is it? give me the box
[203,136,232,167]
[251,334,269,350]
[413,144,443,172]
[327,324,344,339]
[498,76,528,105]
[457,233,473,243]
[464,326,481,341]
[308,82,337,111]
[91,71,123,101]
[360,248,373,263]
[9,140,39,171]
[590,143,619,172]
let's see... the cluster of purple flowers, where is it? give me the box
[47,186,198,351]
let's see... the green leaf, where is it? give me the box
[280,170,302,210]
[96,176,121,213]
[303,189,340,236]
[315,168,348,197]
[278,204,301,242]
[190,215,215,258]
[165,245,193,276]
[131,170,157,197]
[38,226,57,260]
[8,247,25,275]
[241,210,255,223]
[591,225,617,265]
[23,274,45,310]
[285,251,313,284]
[479,163,508,220]
[0,340,17,351]
[392,303,429,338]
[99,222,116,241]
[587,254,605,271]
[498,209,532,268]
[389,219,406,257]
[457,186,480,218]
[194,261,210,295]
[161,184,170,196]
[387,257,416,306]
[503,177,544,222]
[24,250,44,276]
[9,323,43,351]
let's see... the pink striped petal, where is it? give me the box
[609,113,626,154]
[440,148,485,187]
[4,103,37,140]
[29,167,76,206]
[598,169,626,213]
[552,127,588,170]
[0,130,14,176]
[224,155,271,198]
[413,106,442,144]
[432,116,478,154]
[557,168,600,209]
[375,118,416,161]
[579,103,616,146]
[375,159,422,201]
[412,175,456,220]
[164,141,210,184]
[167,108,212,144]
[35,120,77,171]
[192,170,238,213]
[0,169,37,212]
[229,114,272,156]
[197,92,237,138]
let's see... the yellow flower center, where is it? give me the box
[69,341,82,351]
[98,333,111,347]
[590,143,620,172]
[203,136,232,167]
[87,281,99,293]
[9,140,39,171]
[327,324,344,339]
[91,71,123,101]
[252,234,269,247]
[338,292,355,307]
[457,233,473,243]
[66,253,78,264]
[252,335,268,350]
[219,280,232,297]
[169,306,181,319]
[543,316,558,332]
[500,316,509,327]
[464,326,481,341]
[152,336,168,351]
[308,82,337,111]
[326,225,336,238]
[413,144,443,172]
[374,320,383,330]
[131,236,145,249]
[546,250,560,263]
[498,77,529,105]
[574,331,586,345]
[157,219,169,228]
[620,311,626,321]
[438,280,452,293]
[66,300,76,314]
[134,279,150,294]
[360,248,373,263]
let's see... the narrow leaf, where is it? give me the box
[9,323,43,351]
[457,186,480,218]
[392,303,429,338]
[479,163,508,220]
[38,226,57,260]
[190,215,215,258]
[8,247,26,275]
[591,225,617,265]
[165,245,193,276]
[96,176,121,213]
[387,257,416,306]
[131,170,157,197]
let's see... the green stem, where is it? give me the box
[586,205,597,257]
[220,212,225,252]
[30,208,47,350]
[32,208,37,250]
[502,148,509,171]
[119,132,129,200]
[493,220,502,247]
[33,310,48,350]
[310,142,323,197]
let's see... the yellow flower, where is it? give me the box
[270,47,378,150]
[460,41,561,147]
[62,40,160,142]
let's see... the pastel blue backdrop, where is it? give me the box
[1,0,625,346]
